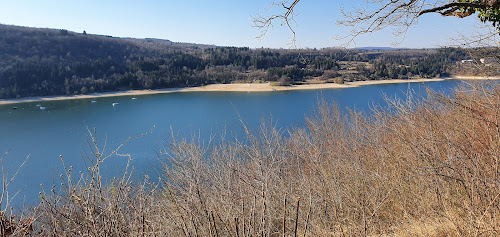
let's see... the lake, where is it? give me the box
[0,80,462,208]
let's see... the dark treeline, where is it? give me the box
[0,24,468,99]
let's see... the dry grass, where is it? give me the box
[19,81,500,236]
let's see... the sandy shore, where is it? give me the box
[0,76,498,105]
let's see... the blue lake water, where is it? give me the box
[0,80,463,208]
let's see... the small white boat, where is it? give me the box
[91,100,97,103]
[40,106,46,110]
[35,104,42,107]
[112,103,119,107]
[132,97,137,100]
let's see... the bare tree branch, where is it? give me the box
[253,0,301,47]
[254,0,500,45]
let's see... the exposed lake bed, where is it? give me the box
[1,76,498,106]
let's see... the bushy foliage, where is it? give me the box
[458,0,500,31]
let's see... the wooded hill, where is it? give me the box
[0,24,472,99]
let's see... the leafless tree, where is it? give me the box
[253,0,500,44]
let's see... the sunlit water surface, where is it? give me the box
[0,80,466,208]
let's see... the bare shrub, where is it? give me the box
[33,80,500,236]
[34,127,168,236]
[0,151,33,236]
[156,81,500,236]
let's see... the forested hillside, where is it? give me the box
[0,24,471,99]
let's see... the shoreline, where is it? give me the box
[1,76,499,105]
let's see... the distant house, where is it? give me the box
[479,58,498,64]
[480,58,498,65]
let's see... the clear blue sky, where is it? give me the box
[0,0,489,48]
